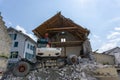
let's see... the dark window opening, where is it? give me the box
[25,52,34,59]
[30,45,33,50]
[27,43,29,49]
[14,34,17,40]
[14,42,18,47]
[10,51,18,58]
[9,34,17,40]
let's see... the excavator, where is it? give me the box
[9,37,79,77]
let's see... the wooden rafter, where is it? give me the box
[32,12,89,38]
[36,29,44,38]
[74,31,85,40]
[33,30,40,38]
[76,30,87,39]
[68,31,82,40]
[63,18,88,33]
[46,13,61,26]
[51,41,83,44]
[46,27,79,31]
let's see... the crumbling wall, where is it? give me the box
[82,39,94,60]
[0,15,11,58]
[0,14,11,78]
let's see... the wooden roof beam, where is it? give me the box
[64,18,88,33]
[75,31,85,40]
[32,30,41,38]
[51,41,83,47]
[51,41,83,44]
[46,27,79,31]
[35,29,44,37]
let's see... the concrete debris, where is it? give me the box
[2,58,119,80]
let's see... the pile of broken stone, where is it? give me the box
[3,58,114,80]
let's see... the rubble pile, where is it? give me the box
[2,58,118,80]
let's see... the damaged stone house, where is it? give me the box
[0,13,11,58]
[33,12,92,58]
[0,13,11,76]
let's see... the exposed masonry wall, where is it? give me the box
[0,15,11,57]
[0,15,11,75]
[94,53,115,65]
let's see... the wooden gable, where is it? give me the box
[32,12,90,41]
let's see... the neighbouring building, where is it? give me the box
[93,52,115,65]
[103,47,120,65]
[7,27,37,63]
[0,13,11,76]
[33,12,92,59]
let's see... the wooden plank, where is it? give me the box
[64,18,89,33]
[51,41,83,44]
[51,41,83,47]
[75,31,85,40]
[51,43,82,47]
[46,27,79,31]
[33,30,41,38]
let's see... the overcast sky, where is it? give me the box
[0,0,120,52]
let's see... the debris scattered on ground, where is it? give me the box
[2,58,119,80]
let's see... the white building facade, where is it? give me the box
[7,27,36,62]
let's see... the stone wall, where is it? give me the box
[0,15,11,58]
[0,14,11,77]
[94,53,115,65]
